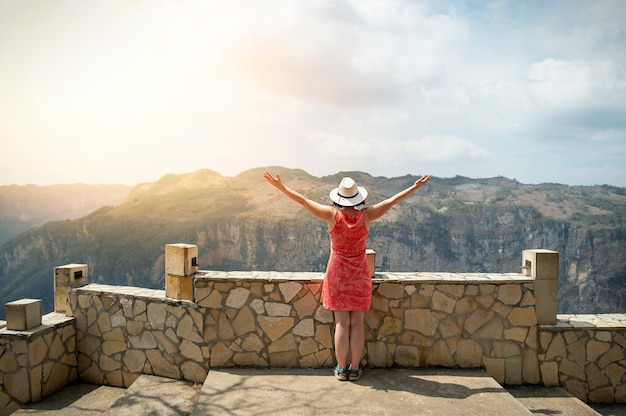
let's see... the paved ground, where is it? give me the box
[589,403,626,416]
[13,368,626,416]
[507,385,603,416]
[14,383,126,415]
[103,375,201,416]
[507,385,626,416]
[590,403,626,416]
[191,368,533,416]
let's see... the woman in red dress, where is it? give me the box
[264,171,431,381]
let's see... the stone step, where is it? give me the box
[507,385,604,416]
[13,383,126,415]
[191,368,533,416]
[102,374,201,416]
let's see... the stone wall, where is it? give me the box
[66,271,539,386]
[62,270,625,404]
[538,314,626,403]
[2,245,625,413]
[195,272,334,369]
[0,313,76,416]
[67,285,209,388]
[194,271,540,385]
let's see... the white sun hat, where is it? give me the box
[329,177,368,207]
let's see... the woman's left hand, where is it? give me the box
[264,172,285,190]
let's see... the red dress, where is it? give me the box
[322,210,372,311]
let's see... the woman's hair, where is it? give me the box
[333,201,366,210]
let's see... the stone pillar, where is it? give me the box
[5,298,42,330]
[54,263,88,314]
[165,243,198,301]
[523,249,559,325]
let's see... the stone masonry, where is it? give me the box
[61,269,625,404]
[63,271,540,386]
[67,285,209,388]
[539,314,626,403]
[0,313,77,416]
[2,247,626,415]
[194,271,540,386]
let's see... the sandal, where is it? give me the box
[348,365,362,381]
[333,365,348,381]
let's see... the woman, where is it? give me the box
[263,171,432,381]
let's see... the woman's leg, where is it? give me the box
[349,311,365,369]
[333,311,350,369]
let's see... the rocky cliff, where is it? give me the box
[0,167,624,318]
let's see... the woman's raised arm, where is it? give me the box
[365,175,432,222]
[264,172,336,225]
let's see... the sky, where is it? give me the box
[1,0,625,187]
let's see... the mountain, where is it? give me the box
[0,167,624,319]
[0,183,131,245]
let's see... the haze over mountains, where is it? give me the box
[0,183,131,245]
[0,167,624,319]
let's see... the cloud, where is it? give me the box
[1,0,625,186]
[526,59,624,109]
[519,58,626,142]
[213,0,470,107]
[405,136,490,162]
[221,38,399,106]
[307,132,488,171]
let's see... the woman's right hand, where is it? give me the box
[414,175,432,189]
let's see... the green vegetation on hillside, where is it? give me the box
[0,168,624,318]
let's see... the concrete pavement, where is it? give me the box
[103,375,200,416]
[191,368,533,416]
[14,368,623,416]
[13,383,125,415]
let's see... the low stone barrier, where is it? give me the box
[0,313,76,416]
[64,271,539,387]
[2,246,625,412]
[67,285,209,388]
[195,272,333,368]
[194,271,540,385]
[538,314,626,403]
[62,270,625,403]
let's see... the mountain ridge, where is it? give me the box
[0,167,624,319]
